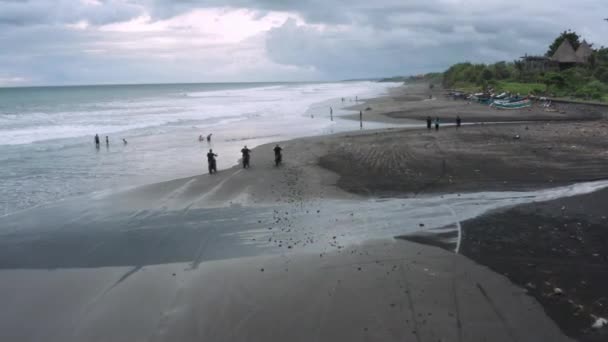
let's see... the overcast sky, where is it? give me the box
[1,0,607,86]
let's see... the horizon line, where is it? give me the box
[0,78,388,90]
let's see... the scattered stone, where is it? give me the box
[172,273,176,276]
[513,134,520,140]
[260,268,264,272]
[592,317,608,329]
[553,288,564,296]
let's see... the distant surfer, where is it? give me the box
[198,135,204,142]
[274,144,282,167]
[330,106,333,121]
[456,116,462,128]
[207,133,212,143]
[434,117,440,131]
[207,149,218,174]
[426,116,432,130]
[94,134,100,148]
[105,136,109,146]
[241,145,251,169]
[122,138,128,145]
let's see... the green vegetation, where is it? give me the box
[439,31,608,101]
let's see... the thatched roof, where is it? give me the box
[575,40,593,63]
[551,40,578,63]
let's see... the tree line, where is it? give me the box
[440,31,608,101]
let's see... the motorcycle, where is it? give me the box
[243,154,250,169]
[275,153,282,167]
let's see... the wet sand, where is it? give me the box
[0,238,572,342]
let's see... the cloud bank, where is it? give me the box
[1,0,607,85]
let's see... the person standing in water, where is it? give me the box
[434,117,440,131]
[207,149,218,174]
[330,106,333,121]
[94,134,100,148]
[122,138,128,145]
[426,116,432,130]
[274,144,283,167]
[456,115,462,128]
[241,145,251,169]
[207,133,213,143]
[105,136,109,146]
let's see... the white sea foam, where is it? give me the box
[0,82,395,146]
[0,81,399,214]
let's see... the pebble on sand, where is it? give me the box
[592,317,607,329]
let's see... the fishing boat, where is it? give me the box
[491,99,532,109]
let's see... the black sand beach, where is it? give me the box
[459,189,608,342]
[1,82,607,341]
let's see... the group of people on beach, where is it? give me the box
[425,116,462,131]
[94,134,127,149]
[206,144,283,175]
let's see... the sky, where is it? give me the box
[1,0,607,86]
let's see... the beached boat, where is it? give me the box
[491,99,532,109]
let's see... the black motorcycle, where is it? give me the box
[243,154,250,169]
[208,159,217,174]
[275,153,282,167]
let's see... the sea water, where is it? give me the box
[0,81,399,215]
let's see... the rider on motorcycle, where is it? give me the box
[207,149,218,174]
[273,144,282,167]
[241,145,251,169]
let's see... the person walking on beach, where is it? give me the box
[207,149,218,174]
[94,134,100,149]
[456,116,462,128]
[426,116,432,130]
[241,145,251,169]
[434,117,440,131]
[330,106,333,121]
[105,136,109,146]
[207,133,213,143]
[274,144,283,167]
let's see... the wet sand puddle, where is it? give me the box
[0,180,607,270]
[232,180,608,255]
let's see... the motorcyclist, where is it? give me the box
[241,145,251,169]
[273,144,282,167]
[207,149,218,174]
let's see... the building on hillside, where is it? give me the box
[520,54,552,72]
[575,40,593,63]
[521,39,595,73]
[551,39,595,69]
[551,39,579,69]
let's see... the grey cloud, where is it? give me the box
[1,0,608,85]
[0,0,143,26]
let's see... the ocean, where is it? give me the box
[0,81,398,215]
